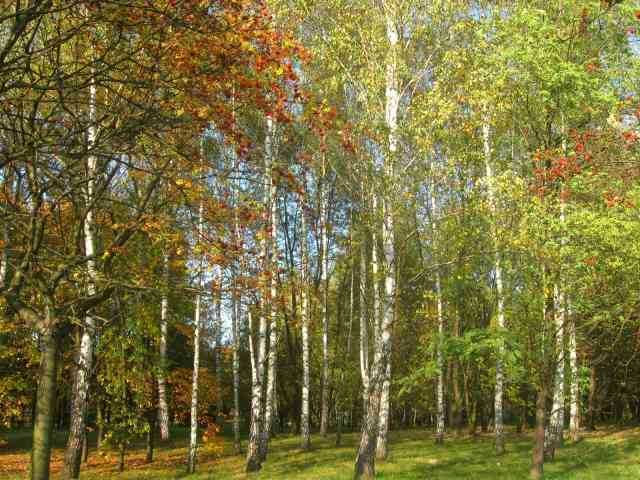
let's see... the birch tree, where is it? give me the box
[300,187,311,451]
[157,253,171,441]
[187,199,205,474]
[319,156,330,437]
[354,1,399,476]
[63,63,99,480]
[482,115,507,455]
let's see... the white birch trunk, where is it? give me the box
[0,202,7,287]
[429,179,445,445]
[435,268,445,444]
[482,117,506,454]
[359,242,370,410]
[230,105,242,454]
[376,358,391,459]
[158,253,170,441]
[320,156,330,437]
[246,303,267,471]
[568,310,579,441]
[231,281,242,453]
[63,70,98,479]
[187,201,205,474]
[371,194,381,340]
[215,276,223,421]
[300,198,311,450]
[549,283,565,448]
[354,6,397,476]
[260,115,278,460]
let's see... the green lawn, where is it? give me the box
[2,426,640,479]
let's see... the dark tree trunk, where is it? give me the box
[31,325,59,480]
[336,403,343,447]
[531,385,546,480]
[146,423,155,463]
[81,430,88,464]
[96,402,103,450]
[118,443,126,472]
[480,398,488,433]
[586,366,597,431]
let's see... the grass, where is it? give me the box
[2,425,640,479]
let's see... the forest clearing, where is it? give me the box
[2,0,640,479]
[3,427,640,479]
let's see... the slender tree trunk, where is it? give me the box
[187,201,204,474]
[96,401,103,450]
[261,115,279,458]
[376,359,391,459]
[430,185,445,445]
[118,443,126,472]
[158,253,170,441]
[371,198,381,340]
[530,384,546,480]
[31,319,59,480]
[586,365,597,431]
[0,174,8,285]
[246,305,267,471]
[215,281,224,423]
[434,269,445,445]
[568,311,579,441]
[231,131,243,456]
[300,201,311,451]
[547,283,565,453]
[354,6,397,477]
[146,416,155,463]
[320,155,330,437]
[247,116,275,471]
[482,116,506,455]
[359,242,370,411]
[230,290,241,454]
[81,430,88,464]
[63,70,99,480]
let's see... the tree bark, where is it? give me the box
[354,5,397,476]
[231,283,242,454]
[568,312,579,441]
[482,116,506,455]
[300,199,311,451]
[63,69,99,480]
[81,430,88,464]
[586,365,597,431]
[187,201,204,474]
[359,241,370,412]
[158,253,170,441]
[530,384,546,480]
[246,305,267,471]
[547,283,565,453]
[320,155,330,437]
[118,443,126,472]
[31,320,59,480]
[375,359,391,459]
[246,116,275,472]
[96,401,103,450]
[146,416,155,463]
[215,280,224,423]
[430,184,445,445]
[260,115,279,459]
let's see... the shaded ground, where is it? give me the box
[2,426,640,479]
